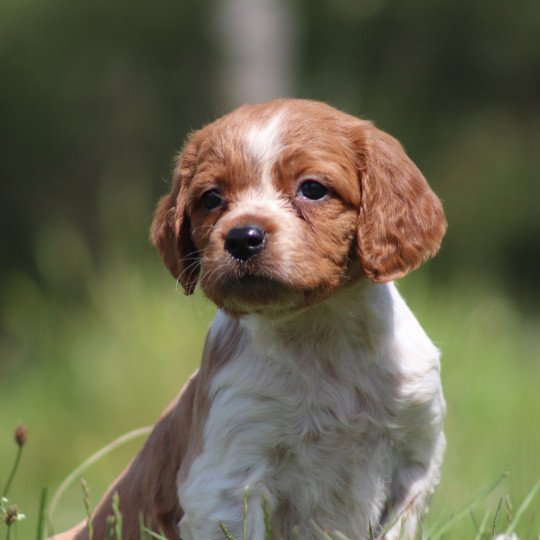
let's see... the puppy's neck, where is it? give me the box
[238,280,396,359]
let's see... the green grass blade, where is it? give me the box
[35,487,48,540]
[504,479,540,535]
[491,497,503,537]
[112,492,122,539]
[261,496,273,540]
[472,509,490,540]
[377,493,419,537]
[81,479,93,540]
[139,514,149,540]
[2,446,23,499]
[48,426,151,524]
[310,520,333,539]
[220,522,237,540]
[140,528,168,540]
[105,515,114,539]
[504,494,514,523]
[242,486,249,540]
[427,472,508,539]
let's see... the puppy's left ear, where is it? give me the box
[150,132,202,294]
[352,121,447,283]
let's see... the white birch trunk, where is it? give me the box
[215,0,298,108]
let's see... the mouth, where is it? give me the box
[223,273,291,300]
[208,272,303,314]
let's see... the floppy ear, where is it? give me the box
[352,121,447,283]
[150,133,201,294]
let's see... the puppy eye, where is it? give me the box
[298,180,328,200]
[202,189,224,210]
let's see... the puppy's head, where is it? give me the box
[151,99,446,315]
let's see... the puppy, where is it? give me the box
[55,99,447,540]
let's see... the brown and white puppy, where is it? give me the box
[55,99,447,540]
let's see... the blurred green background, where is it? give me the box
[1,0,539,537]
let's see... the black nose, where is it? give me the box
[224,226,266,261]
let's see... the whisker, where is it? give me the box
[190,224,215,237]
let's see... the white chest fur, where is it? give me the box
[178,283,445,540]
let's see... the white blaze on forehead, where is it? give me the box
[238,110,286,209]
[245,111,284,169]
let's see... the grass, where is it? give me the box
[1,258,539,538]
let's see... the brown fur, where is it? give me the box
[152,99,446,301]
[150,131,204,295]
[351,121,447,282]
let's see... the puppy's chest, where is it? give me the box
[184,348,395,515]
[266,378,392,508]
[210,347,386,447]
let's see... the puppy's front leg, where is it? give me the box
[178,465,271,540]
[379,409,446,539]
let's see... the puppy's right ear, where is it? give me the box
[150,133,201,295]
